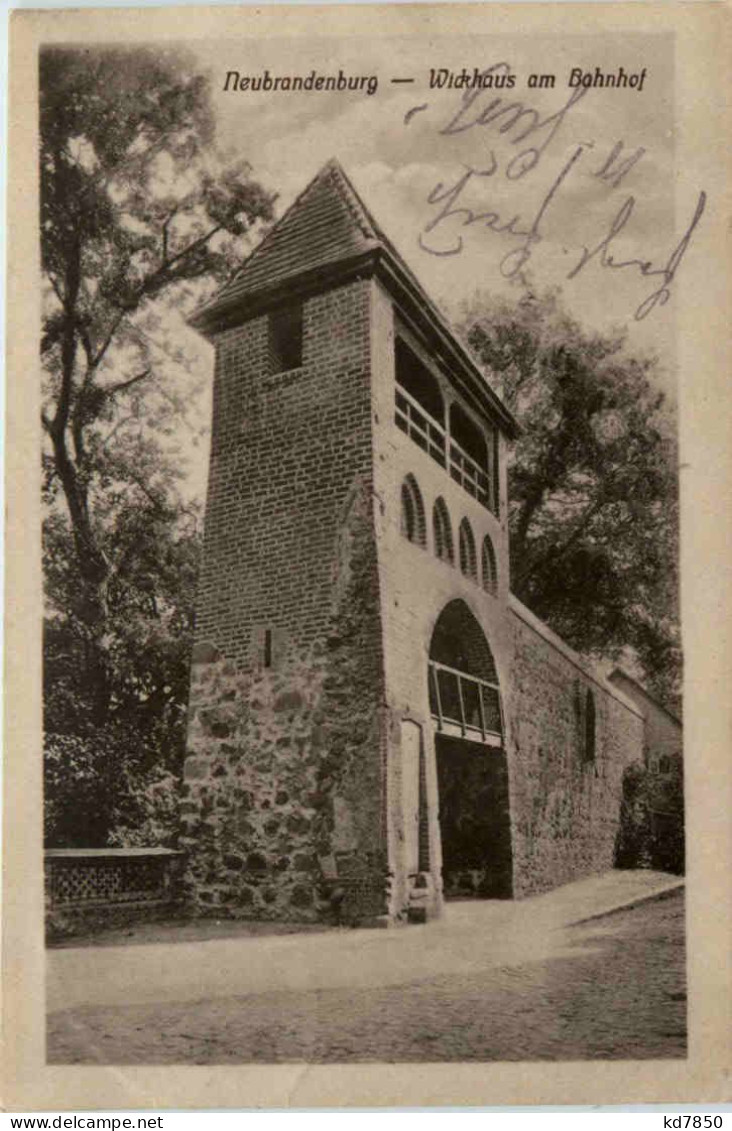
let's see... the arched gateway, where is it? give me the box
[428,600,513,899]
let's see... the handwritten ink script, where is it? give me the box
[408,63,706,321]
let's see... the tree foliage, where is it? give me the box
[614,756,684,874]
[462,288,680,708]
[41,46,275,844]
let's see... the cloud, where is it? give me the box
[190,32,679,392]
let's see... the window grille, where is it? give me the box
[428,660,502,746]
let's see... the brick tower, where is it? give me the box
[182,159,639,925]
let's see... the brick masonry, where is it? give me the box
[182,279,388,922]
[183,171,654,926]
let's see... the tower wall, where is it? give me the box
[182,279,389,922]
[180,161,658,927]
[369,280,644,910]
[370,282,514,918]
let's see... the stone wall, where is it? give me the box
[608,670,682,767]
[182,279,388,922]
[507,599,644,898]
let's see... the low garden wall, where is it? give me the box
[45,848,183,910]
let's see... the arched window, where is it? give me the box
[433,498,454,564]
[458,519,477,580]
[481,535,498,596]
[584,689,596,763]
[400,475,426,547]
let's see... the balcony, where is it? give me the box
[428,660,503,747]
[395,382,499,515]
[395,387,446,467]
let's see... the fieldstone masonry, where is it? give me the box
[182,270,389,922]
[182,159,661,926]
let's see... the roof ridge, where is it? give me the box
[323,158,381,244]
[222,159,377,297]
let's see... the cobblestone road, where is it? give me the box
[48,890,685,1063]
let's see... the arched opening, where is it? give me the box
[428,599,513,900]
[449,403,487,469]
[458,518,477,580]
[394,338,447,467]
[400,475,426,547]
[396,338,445,424]
[433,497,454,565]
[481,535,498,596]
[448,403,500,515]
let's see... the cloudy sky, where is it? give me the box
[172,30,692,498]
[194,32,679,372]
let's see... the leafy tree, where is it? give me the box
[41,44,275,727]
[462,288,680,708]
[43,464,202,845]
[41,46,275,843]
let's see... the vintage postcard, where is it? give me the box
[4,0,732,1111]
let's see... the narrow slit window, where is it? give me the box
[269,304,303,373]
[584,689,596,763]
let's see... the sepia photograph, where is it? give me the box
[4,0,732,1110]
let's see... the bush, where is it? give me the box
[44,724,181,848]
[614,756,684,874]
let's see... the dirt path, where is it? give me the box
[48,891,685,1063]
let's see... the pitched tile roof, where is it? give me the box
[190,158,519,437]
[194,158,382,321]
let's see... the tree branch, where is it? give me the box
[515,489,608,587]
[92,309,128,371]
[104,368,152,399]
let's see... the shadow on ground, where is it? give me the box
[47,890,685,1063]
